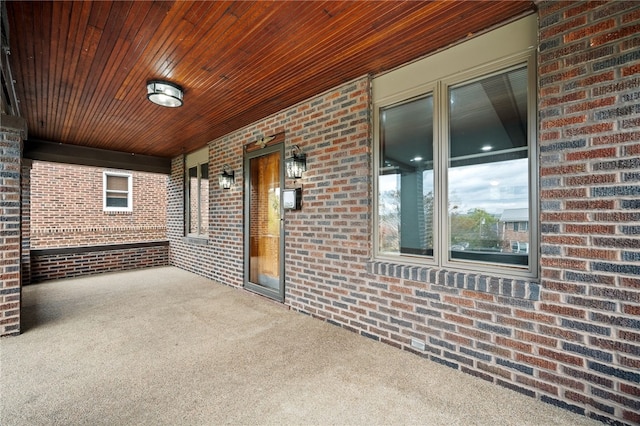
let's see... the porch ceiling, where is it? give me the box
[6,1,535,158]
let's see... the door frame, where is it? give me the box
[243,142,285,302]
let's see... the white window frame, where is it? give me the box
[103,171,132,212]
[372,15,538,279]
[185,147,209,238]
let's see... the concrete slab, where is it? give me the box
[1,267,600,425]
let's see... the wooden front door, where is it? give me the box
[244,143,284,301]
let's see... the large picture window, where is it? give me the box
[373,16,537,277]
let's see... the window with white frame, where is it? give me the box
[185,147,209,237]
[373,16,537,277]
[103,172,132,212]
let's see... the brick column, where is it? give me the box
[1,114,27,336]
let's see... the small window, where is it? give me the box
[103,172,132,212]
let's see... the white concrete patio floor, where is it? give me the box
[0,266,600,425]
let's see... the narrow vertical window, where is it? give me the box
[103,172,132,212]
[188,166,199,234]
[199,162,209,234]
[185,148,209,237]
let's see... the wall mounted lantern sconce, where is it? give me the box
[146,80,184,108]
[219,164,235,189]
[285,145,307,179]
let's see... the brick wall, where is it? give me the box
[1,116,26,337]
[29,242,169,283]
[20,160,31,286]
[169,3,639,424]
[537,2,640,423]
[30,160,167,248]
[169,79,369,286]
[168,155,232,280]
[18,160,169,286]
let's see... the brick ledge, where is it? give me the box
[367,261,540,301]
[30,240,169,256]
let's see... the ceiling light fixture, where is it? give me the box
[146,80,184,108]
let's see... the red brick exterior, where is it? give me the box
[14,161,170,285]
[538,2,640,423]
[0,117,26,336]
[169,3,639,423]
[30,161,167,248]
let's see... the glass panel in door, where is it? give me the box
[245,147,283,300]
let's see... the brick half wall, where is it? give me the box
[29,241,169,283]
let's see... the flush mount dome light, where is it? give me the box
[146,80,183,107]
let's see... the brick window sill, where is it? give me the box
[182,236,209,245]
[367,260,540,301]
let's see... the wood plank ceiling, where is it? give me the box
[6,1,535,158]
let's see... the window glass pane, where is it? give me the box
[188,166,199,234]
[106,192,128,208]
[200,163,209,180]
[199,164,209,235]
[379,95,434,256]
[448,66,529,266]
[187,164,209,236]
[106,175,128,191]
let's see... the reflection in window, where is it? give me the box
[187,163,209,236]
[375,63,533,270]
[448,66,529,266]
[379,95,434,256]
